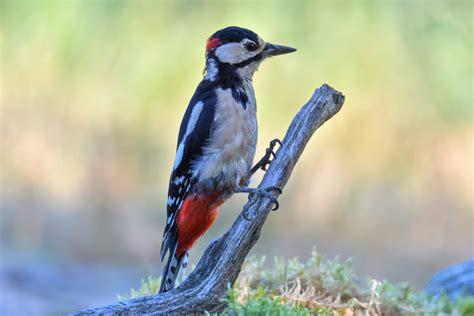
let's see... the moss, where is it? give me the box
[459,297,474,316]
[119,249,472,315]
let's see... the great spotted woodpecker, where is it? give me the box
[159,26,296,293]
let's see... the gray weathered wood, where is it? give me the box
[72,84,345,315]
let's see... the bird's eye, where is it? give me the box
[245,42,258,52]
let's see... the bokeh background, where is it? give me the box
[1,0,472,314]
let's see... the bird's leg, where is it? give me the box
[251,139,282,174]
[235,186,282,220]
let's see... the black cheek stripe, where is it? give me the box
[233,53,263,69]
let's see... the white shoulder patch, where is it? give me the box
[173,101,204,170]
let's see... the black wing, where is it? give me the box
[160,80,217,261]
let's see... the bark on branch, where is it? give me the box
[72,84,345,315]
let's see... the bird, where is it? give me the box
[159,26,296,293]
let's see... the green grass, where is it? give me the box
[119,249,474,315]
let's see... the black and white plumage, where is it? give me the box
[159,26,296,293]
[159,82,217,292]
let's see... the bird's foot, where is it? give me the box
[236,186,282,220]
[251,139,282,174]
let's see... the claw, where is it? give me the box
[272,202,279,211]
[236,186,282,217]
[266,186,282,194]
[267,194,279,211]
[269,138,282,148]
[251,138,282,175]
[243,206,253,220]
[265,186,282,210]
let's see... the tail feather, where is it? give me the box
[178,252,189,283]
[159,247,187,293]
[160,236,170,262]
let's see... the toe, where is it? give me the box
[243,211,253,220]
[265,186,282,194]
[270,138,280,146]
[270,138,282,149]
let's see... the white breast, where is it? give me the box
[192,85,258,191]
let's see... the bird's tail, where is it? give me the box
[159,248,189,293]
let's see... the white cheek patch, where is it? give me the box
[215,42,261,64]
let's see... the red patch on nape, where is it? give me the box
[175,193,224,256]
[206,37,221,51]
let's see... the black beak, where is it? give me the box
[262,42,297,58]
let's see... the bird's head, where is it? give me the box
[204,26,296,81]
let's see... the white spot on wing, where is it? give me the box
[173,176,185,185]
[167,196,176,206]
[173,101,204,170]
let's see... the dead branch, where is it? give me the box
[72,84,345,315]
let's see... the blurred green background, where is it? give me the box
[1,0,472,314]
